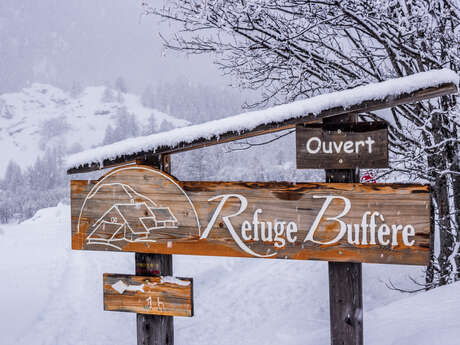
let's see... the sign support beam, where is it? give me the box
[136,155,174,345]
[324,114,363,345]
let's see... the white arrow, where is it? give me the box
[111,280,145,294]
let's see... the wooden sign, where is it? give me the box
[103,273,193,317]
[296,122,388,169]
[71,166,430,265]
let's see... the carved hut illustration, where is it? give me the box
[86,184,178,246]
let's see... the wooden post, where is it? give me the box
[136,154,174,345]
[324,114,363,345]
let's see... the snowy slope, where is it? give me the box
[2,205,456,345]
[0,83,188,177]
[305,280,460,345]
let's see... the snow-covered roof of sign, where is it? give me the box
[66,69,459,174]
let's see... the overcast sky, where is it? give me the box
[0,0,226,93]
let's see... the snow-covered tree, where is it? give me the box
[143,114,159,136]
[145,0,460,286]
[159,119,174,132]
[2,161,24,192]
[102,107,140,146]
[0,195,12,223]
[0,147,68,223]
[101,87,115,103]
[115,107,139,138]
[116,91,125,104]
[69,81,83,98]
[150,78,248,124]
[102,125,116,145]
[0,99,13,119]
[141,85,155,108]
[115,76,128,93]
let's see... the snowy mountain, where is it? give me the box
[0,83,189,176]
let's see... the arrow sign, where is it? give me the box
[103,274,193,317]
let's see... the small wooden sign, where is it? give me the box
[296,122,388,169]
[103,273,193,317]
[71,166,430,265]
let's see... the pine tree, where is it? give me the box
[0,194,13,223]
[103,107,140,144]
[141,85,155,108]
[3,160,24,192]
[0,99,13,119]
[115,76,128,93]
[70,81,83,98]
[159,120,174,132]
[101,87,115,103]
[103,125,115,145]
[143,114,158,136]
[116,91,124,103]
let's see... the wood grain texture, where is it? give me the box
[329,262,363,344]
[296,122,388,169]
[135,252,175,343]
[66,83,458,174]
[325,113,363,345]
[71,165,431,265]
[135,156,175,345]
[103,274,193,317]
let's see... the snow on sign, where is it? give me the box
[71,166,431,265]
[296,122,388,169]
[103,273,193,317]
[65,69,458,173]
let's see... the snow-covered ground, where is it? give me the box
[1,204,457,345]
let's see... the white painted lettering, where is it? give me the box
[304,195,350,245]
[203,193,417,258]
[333,141,343,152]
[343,141,354,153]
[365,137,375,153]
[377,224,391,245]
[391,224,403,246]
[355,141,365,153]
[347,224,360,245]
[402,225,415,246]
[274,221,286,248]
[369,211,379,245]
[202,194,276,258]
[306,137,321,154]
[361,211,371,245]
[241,220,252,240]
[304,136,377,155]
[252,209,262,241]
[322,141,332,153]
[261,221,273,242]
[286,222,297,243]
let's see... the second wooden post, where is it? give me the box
[324,114,363,345]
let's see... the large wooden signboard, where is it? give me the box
[103,274,193,317]
[71,166,430,265]
[296,122,388,169]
